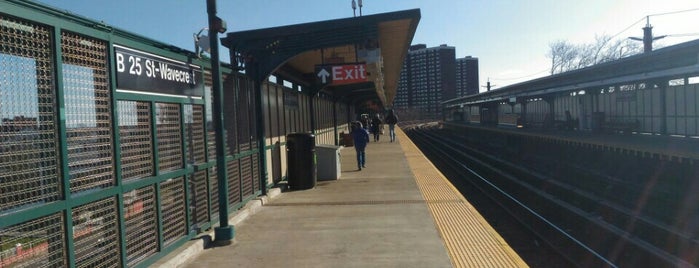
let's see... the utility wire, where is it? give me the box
[491,68,550,81]
[494,13,648,82]
[492,8,699,85]
[648,8,699,17]
[666,32,699,37]
[609,17,645,40]
[610,8,699,40]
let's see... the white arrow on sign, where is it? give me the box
[317,68,330,84]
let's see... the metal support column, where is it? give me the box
[347,103,352,129]
[253,68,269,196]
[207,0,234,244]
[659,79,668,135]
[309,94,316,134]
[308,86,322,135]
[520,100,527,126]
[544,96,555,122]
[333,99,339,145]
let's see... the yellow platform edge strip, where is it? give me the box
[396,127,529,268]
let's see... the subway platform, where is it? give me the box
[157,127,528,268]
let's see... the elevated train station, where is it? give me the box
[1,0,698,267]
[0,1,530,267]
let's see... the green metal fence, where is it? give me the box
[0,1,264,267]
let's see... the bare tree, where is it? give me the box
[547,40,578,74]
[577,35,610,68]
[548,35,643,74]
[600,38,642,61]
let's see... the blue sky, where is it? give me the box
[36,0,699,90]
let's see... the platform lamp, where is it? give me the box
[359,0,363,16]
[352,0,356,17]
[351,0,363,17]
[194,28,209,58]
[206,0,234,245]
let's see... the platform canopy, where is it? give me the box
[443,38,699,107]
[221,9,420,110]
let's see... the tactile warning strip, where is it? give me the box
[396,127,529,268]
[265,199,466,207]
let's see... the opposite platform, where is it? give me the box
[176,127,527,267]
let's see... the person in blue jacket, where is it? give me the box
[351,121,370,170]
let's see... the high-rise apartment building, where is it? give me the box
[394,45,479,120]
[394,44,456,120]
[456,56,479,96]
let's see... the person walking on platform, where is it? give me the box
[370,114,382,142]
[385,109,398,142]
[360,114,370,131]
[351,121,369,170]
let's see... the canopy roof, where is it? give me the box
[444,38,699,107]
[222,9,420,109]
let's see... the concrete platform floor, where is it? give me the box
[180,132,453,267]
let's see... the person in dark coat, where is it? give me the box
[351,121,369,170]
[360,114,370,131]
[370,114,382,142]
[384,109,398,142]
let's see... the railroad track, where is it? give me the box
[403,123,696,268]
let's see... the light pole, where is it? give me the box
[206,0,234,245]
[481,78,495,92]
[629,16,666,53]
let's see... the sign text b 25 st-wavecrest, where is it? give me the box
[114,45,203,97]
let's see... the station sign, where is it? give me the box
[114,45,203,97]
[315,63,368,86]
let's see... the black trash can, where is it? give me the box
[286,133,316,190]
